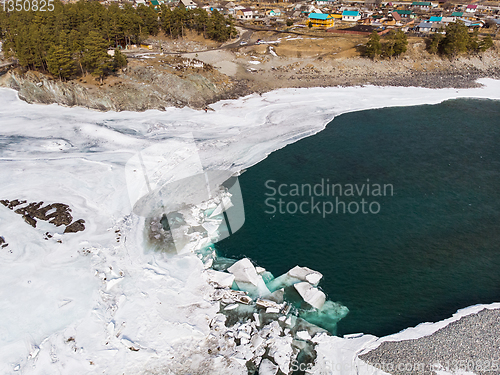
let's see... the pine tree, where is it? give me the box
[392,30,408,56]
[47,44,75,80]
[468,28,479,52]
[113,48,127,70]
[136,4,159,39]
[365,31,381,58]
[479,35,494,52]
[83,30,112,84]
[160,5,174,37]
[427,33,444,54]
[441,21,470,56]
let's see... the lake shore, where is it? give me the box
[1,80,500,374]
[1,38,499,112]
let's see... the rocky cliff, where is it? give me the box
[0,60,249,112]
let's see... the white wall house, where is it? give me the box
[342,10,361,21]
[236,8,253,19]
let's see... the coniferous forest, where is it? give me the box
[0,0,237,81]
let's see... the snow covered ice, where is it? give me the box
[1,79,500,374]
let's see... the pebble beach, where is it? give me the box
[359,307,500,375]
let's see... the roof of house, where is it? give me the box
[395,10,413,14]
[429,16,442,21]
[391,11,402,20]
[451,11,463,16]
[412,2,431,6]
[342,10,360,16]
[466,4,478,9]
[150,0,159,5]
[418,21,433,27]
[309,12,331,20]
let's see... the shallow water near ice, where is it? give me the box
[216,98,500,337]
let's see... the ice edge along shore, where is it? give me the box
[0,80,500,374]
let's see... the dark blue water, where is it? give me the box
[216,98,500,337]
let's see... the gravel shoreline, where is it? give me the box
[359,307,500,375]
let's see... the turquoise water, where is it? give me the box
[216,98,500,337]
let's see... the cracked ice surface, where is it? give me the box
[1,80,500,374]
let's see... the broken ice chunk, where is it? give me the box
[266,266,323,292]
[201,220,221,238]
[266,307,280,314]
[228,258,260,286]
[299,300,349,334]
[255,266,266,274]
[266,288,284,304]
[296,331,312,341]
[259,358,278,375]
[209,196,233,218]
[227,258,270,297]
[288,266,323,285]
[256,298,282,310]
[293,282,326,310]
[203,269,235,288]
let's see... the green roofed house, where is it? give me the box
[412,1,432,10]
[451,11,464,17]
[394,9,415,18]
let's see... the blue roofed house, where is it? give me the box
[342,10,361,21]
[308,13,335,28]
[267,9,281,17]
[429,16,442,22]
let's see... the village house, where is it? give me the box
[316,0,335,5]
[342,10,361,21]
[441,16,455,23]
[267,9,282,17]
[236,8,253,19]
[450,11,463,20]
[412,1,433,11]
[428,16,442,22]
[222,1,236,15]
[393,10,415,19]
[416,20,445,32]
[308,13,335,28]
[465,4,477,13]
[179,0,197,9]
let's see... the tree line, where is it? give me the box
[427,21,493,56]
[160,6,236,42]
[365,29,408,58]
[364,21,494,59]
[0,0,236,81]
